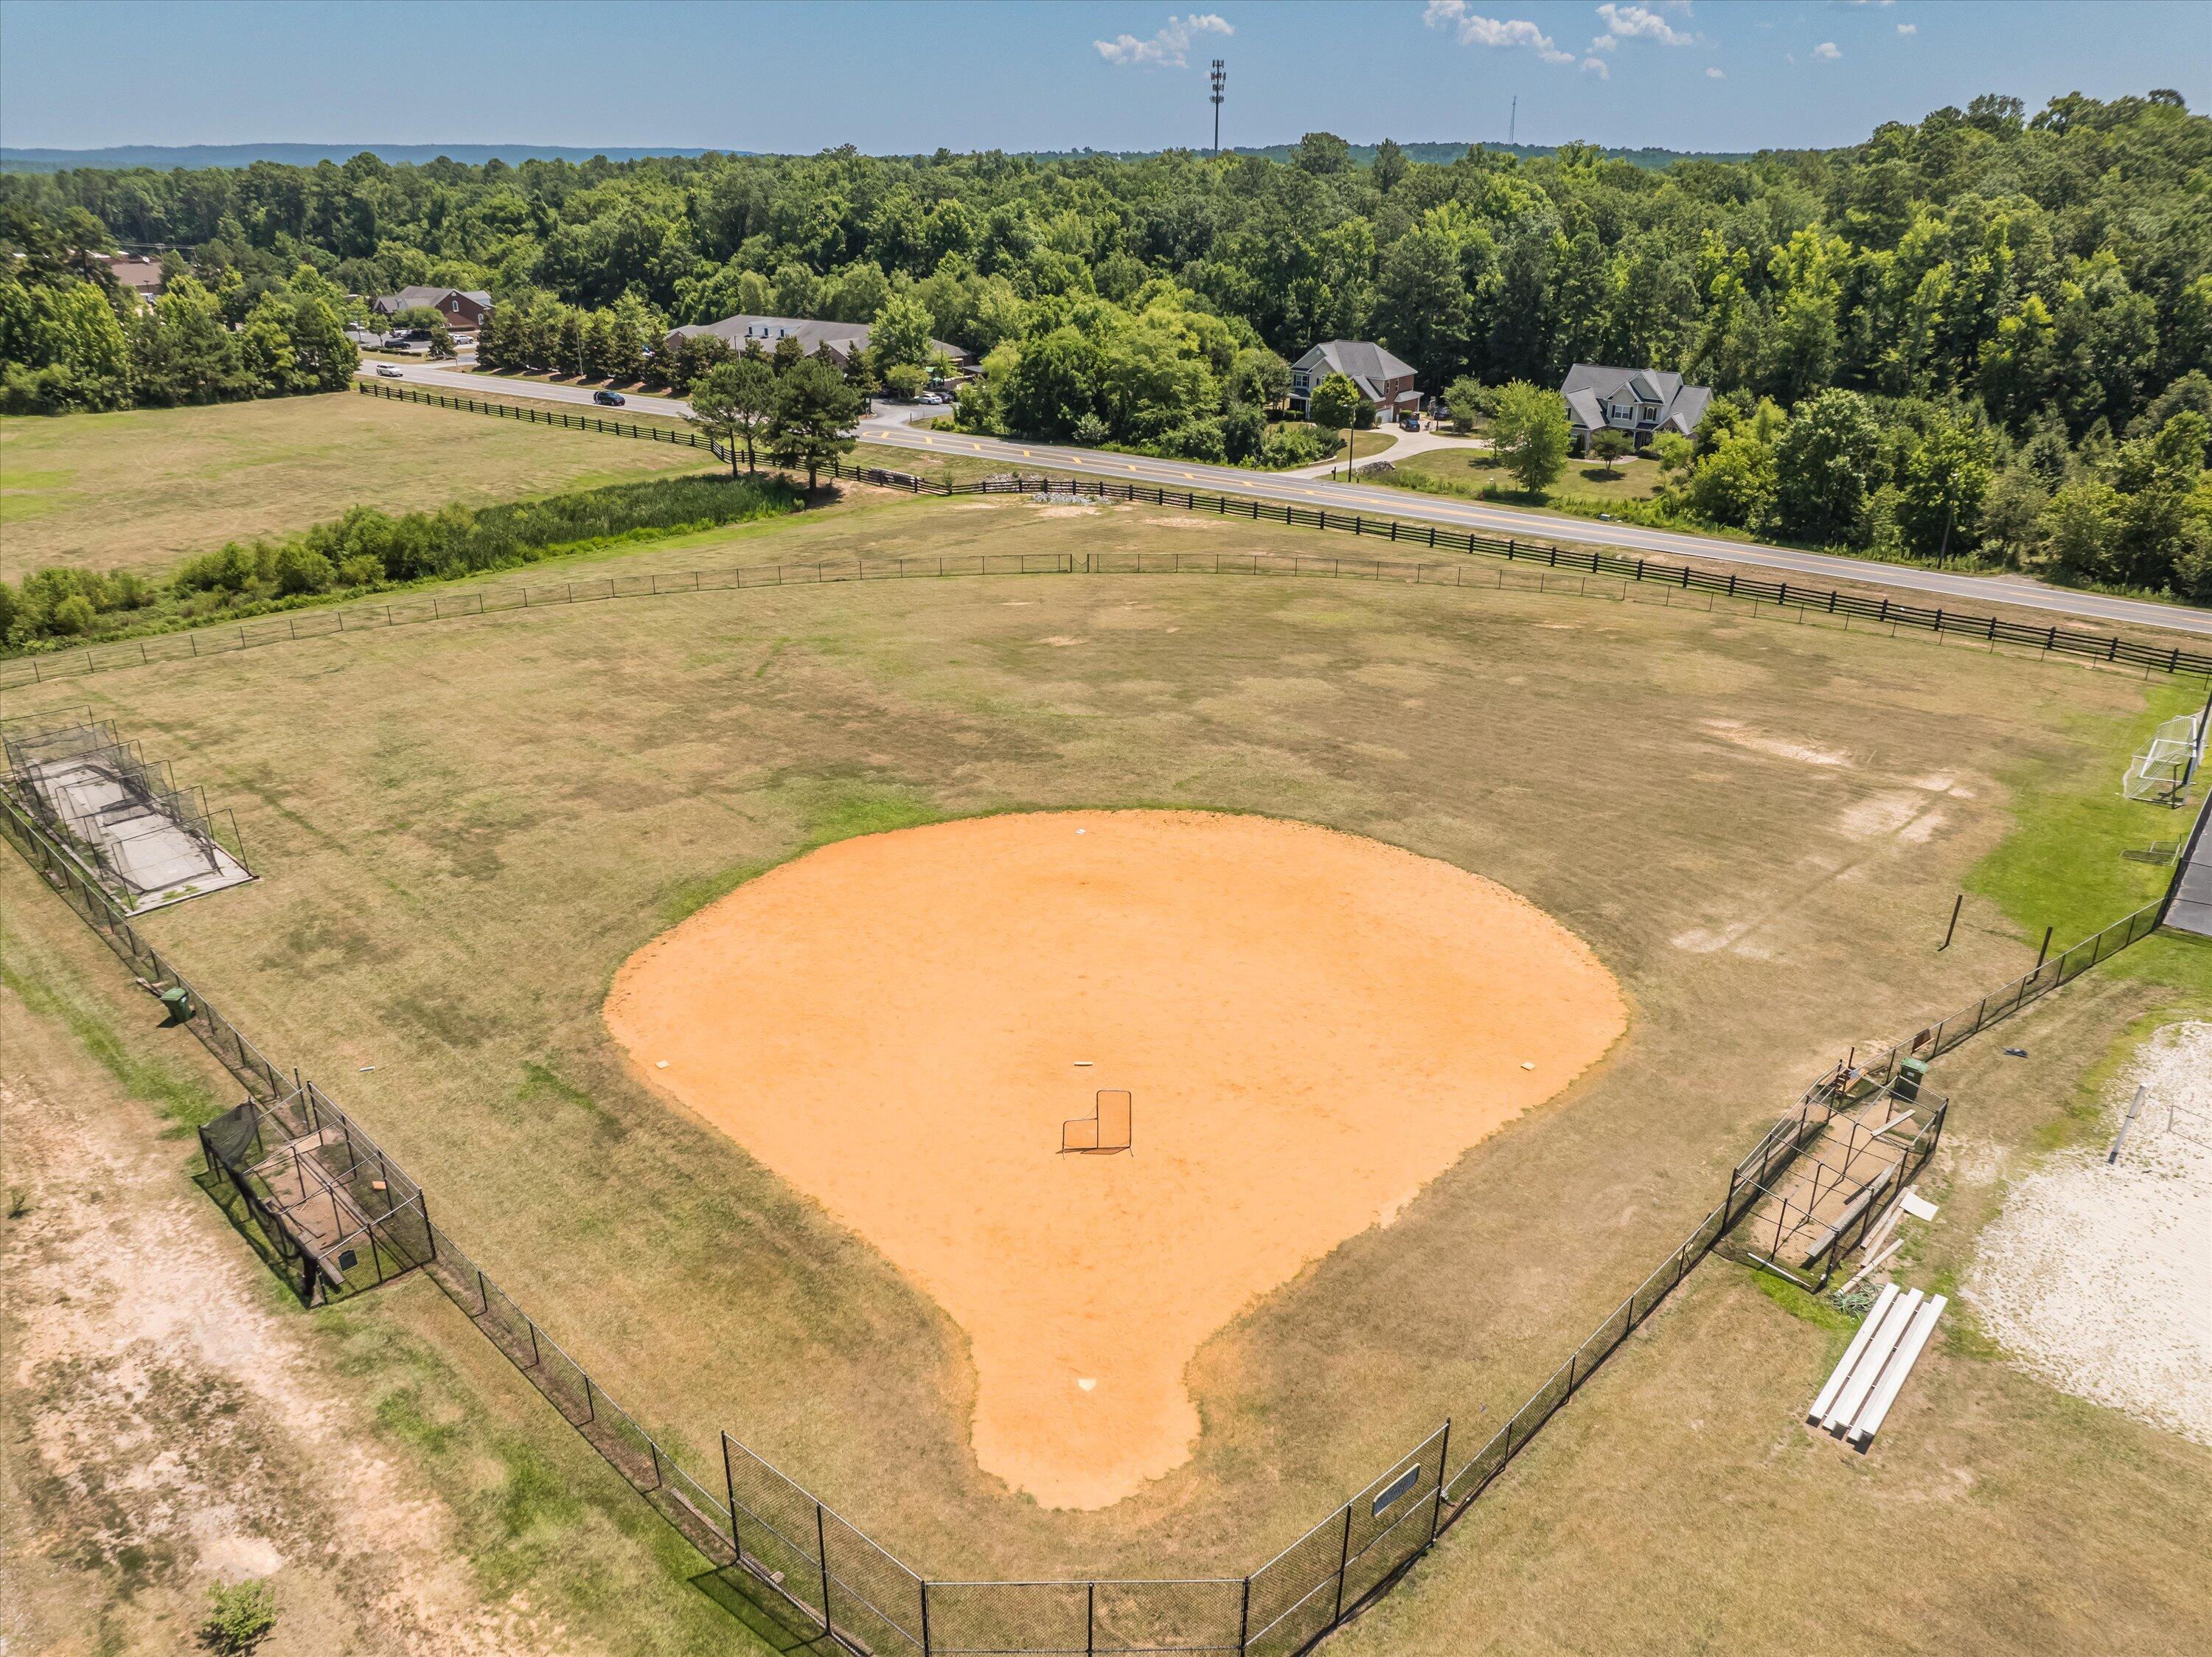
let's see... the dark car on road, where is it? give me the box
[593,389,626,406]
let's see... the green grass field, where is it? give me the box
[0,392,714,583]
[1385,442,1669,507]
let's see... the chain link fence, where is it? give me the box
[1,664,2185,1654]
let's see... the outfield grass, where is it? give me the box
[6,487,2183,1607]
[0,392,714,583]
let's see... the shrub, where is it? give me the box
[272,543,334,596]
[49,593,94,635]
[336,554,383,588]
[1258,422,1331,468]
[201,1579,279,1653]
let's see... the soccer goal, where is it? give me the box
[1061,1089,1133,1156]
[2121,710,2206,805]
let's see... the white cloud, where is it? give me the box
[1594,3,1691,46]
[1093,13,1231,69]
[1422,1,1576,64]
[1812,41,1843,59]
[1591,32,1617,51]
[1582,56,1611,77]
[1706,65,1725,78]
[1897,21,1917,34]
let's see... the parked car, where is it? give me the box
[375,363,404,378]
[594,389,626,406]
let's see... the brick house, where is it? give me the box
[1287,340,1419,419]
[371,286,494,330]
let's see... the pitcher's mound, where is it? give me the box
[605,810,1627,1508]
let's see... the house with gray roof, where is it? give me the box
[1559,364,1711,453]
[1288,340,1420,418]
[663,313,973,369]
[370,285,494,329]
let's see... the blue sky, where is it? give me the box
[2,1,2204,156]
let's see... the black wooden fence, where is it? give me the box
[5,379,2205,691]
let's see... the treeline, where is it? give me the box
[0,204,355,413]
[3,89,2208,586]
[0,472,796,650]
[1654,386,2212,595]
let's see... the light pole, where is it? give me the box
[1210,60,1227,155]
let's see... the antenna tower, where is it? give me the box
[1210,60,1228,155]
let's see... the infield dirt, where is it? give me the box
[604,810,1626,1507]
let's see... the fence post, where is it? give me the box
[1331,1501,1353,1624]
[1087,1581,1096,1657]
[1238,1578,1251,1654]
[722,1432,745,1566]
[815,1503,833,1633]
[1428,1418,1453,1543]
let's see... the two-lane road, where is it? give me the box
[358,361,2212,639]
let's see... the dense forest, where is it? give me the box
[3,89,2208,597]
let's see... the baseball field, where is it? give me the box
[6,443,2211,1654]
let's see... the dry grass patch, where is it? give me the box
[0,393,713,582]
[0,504,2185,1601]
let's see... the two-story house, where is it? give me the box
[1559,364,1711,454]
[1288,341,1420,420]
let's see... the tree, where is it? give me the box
[871,291,933,367]
[767,355,861,489]
[1589,428,1632,477]
[882,361,928,400]
[1371,138,1410,195]
[1773,389,1884,544]
[1486,381,1572,495]
[1442,375,1486,432]
[1293,131,1351,176]
[1306,371,1362,435]
[1373,230,1470,390]
[1893,411,1994,557]
[686,356,777,475]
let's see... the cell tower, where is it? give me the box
[1210,59,1227,155]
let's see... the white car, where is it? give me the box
[374,364,405,378]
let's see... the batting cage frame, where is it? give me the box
[0,707,253,913]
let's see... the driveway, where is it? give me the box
[353,362,2212,638]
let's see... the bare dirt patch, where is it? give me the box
[1967,1021,2212,1446]
[0,988,548,1656]
[605,810,1626,1510]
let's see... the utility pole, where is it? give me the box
[1210,60,1227,155]
[1509,95,1517,145]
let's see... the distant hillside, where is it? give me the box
[1024,140,1767,168]
[0,142,734,173]
[4,137,1761,176]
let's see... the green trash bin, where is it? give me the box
[1894,1057,1930,1105]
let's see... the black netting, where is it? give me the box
[925,1580,1091,1654]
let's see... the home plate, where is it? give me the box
[1077,1378,1097,1392]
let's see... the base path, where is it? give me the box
[604,810,1627,1508]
